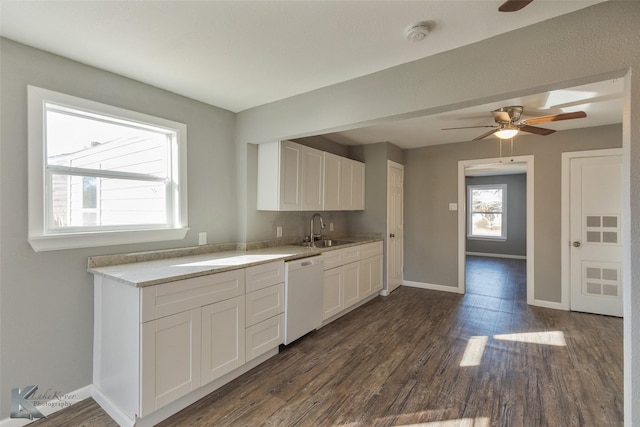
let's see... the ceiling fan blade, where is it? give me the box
[519,125,556,136]
[492,110,512,123]
[523,111,587,125]
[498,0,534,12]
[442,125,497,130]
[473,129,499,141]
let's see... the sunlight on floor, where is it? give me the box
[460,336,488,367]
[460,331,567,367]
[494,330,567,346]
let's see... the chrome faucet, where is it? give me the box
[310,213,325,246]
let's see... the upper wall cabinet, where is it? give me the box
[258,140,364,211]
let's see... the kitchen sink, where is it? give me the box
[292,239,354,248]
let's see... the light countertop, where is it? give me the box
[88,237,381,287]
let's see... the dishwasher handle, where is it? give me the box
[286,256,323,271]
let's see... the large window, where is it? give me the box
[28,86,188,251]
[467,184,507,239]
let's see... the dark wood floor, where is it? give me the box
[34,256,623,426]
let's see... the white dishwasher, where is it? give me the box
[284,255,324,344]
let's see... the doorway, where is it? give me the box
[457,155,534,303]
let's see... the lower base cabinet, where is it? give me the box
[322,241,383,322]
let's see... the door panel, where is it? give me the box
[387,162,404,293]
[570,155,623,316]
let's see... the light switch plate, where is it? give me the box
[449,203,458,211]
[276,226,282,238]
[198,232,207,245]
[330,223,334,231]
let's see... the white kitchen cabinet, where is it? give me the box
[340,158,366,210]
[245,261,285,361]
[323,152,341,210]
[245,313,284,361]
[201,296,245,384]
[258,140,364,211]
[141,308,201,416]
[343,261,360,307]
[323,266,343,320]
[302,145,324,211]
[257,140,303,211]
[359,254,383,298]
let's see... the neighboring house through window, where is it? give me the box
[28,86,189,251]
[467,184,507,240]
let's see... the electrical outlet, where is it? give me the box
[276,226,283,238]
[330,222,334,231]
[449,203,458,211]
[198,232,207,245]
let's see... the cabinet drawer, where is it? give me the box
[342,246,360,264]
[142,270,245,322]
[245,261,284,293]
[245,313,284,362]
[360,241,383,259]
[245,283,284,326]
[322,249,344,270]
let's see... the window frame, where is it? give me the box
[467,183,507,241]
[28,86,189,251]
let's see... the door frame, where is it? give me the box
[560,148,623,311]
[457,155,535,305]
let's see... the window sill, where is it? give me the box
[28,227,190,252]
[466,236,507,242]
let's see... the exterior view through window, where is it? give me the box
[46,104,175,231]
[468,184,506,239]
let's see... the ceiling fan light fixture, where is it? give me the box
[494,127,519,139]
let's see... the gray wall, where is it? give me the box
[403,125,621,299]
[465,174,527,257]
[0,39,237,416]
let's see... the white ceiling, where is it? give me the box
[0,0,607,114]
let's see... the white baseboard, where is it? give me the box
[529,298,569,311]
[403,280,463,294]
[466,252,527,260]
[0,385,93,427]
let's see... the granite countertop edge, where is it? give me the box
[88,237,382,288]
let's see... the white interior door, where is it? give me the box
[570,154,623,317]
[387,161,404,294]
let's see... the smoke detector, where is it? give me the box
[406,22,430,43]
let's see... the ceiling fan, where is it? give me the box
[499,0,534,12]
[442,106,587,141]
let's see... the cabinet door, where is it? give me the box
[201,296,245,385]
[323,267,343,320]
[340,159,354,210]
[323,152,341,210]
[359,254,383,298]
[141,308,201,416]
[302,146,324,211]
[352,160,365,210]
[279,141,303,211]
[343,262,360,308]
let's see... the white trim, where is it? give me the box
[458,155,534,304]
[403,280,464,294]
[560,148,623,311]
[466,252,526,260]
[27,85,189,251]
[0,385,92,427]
